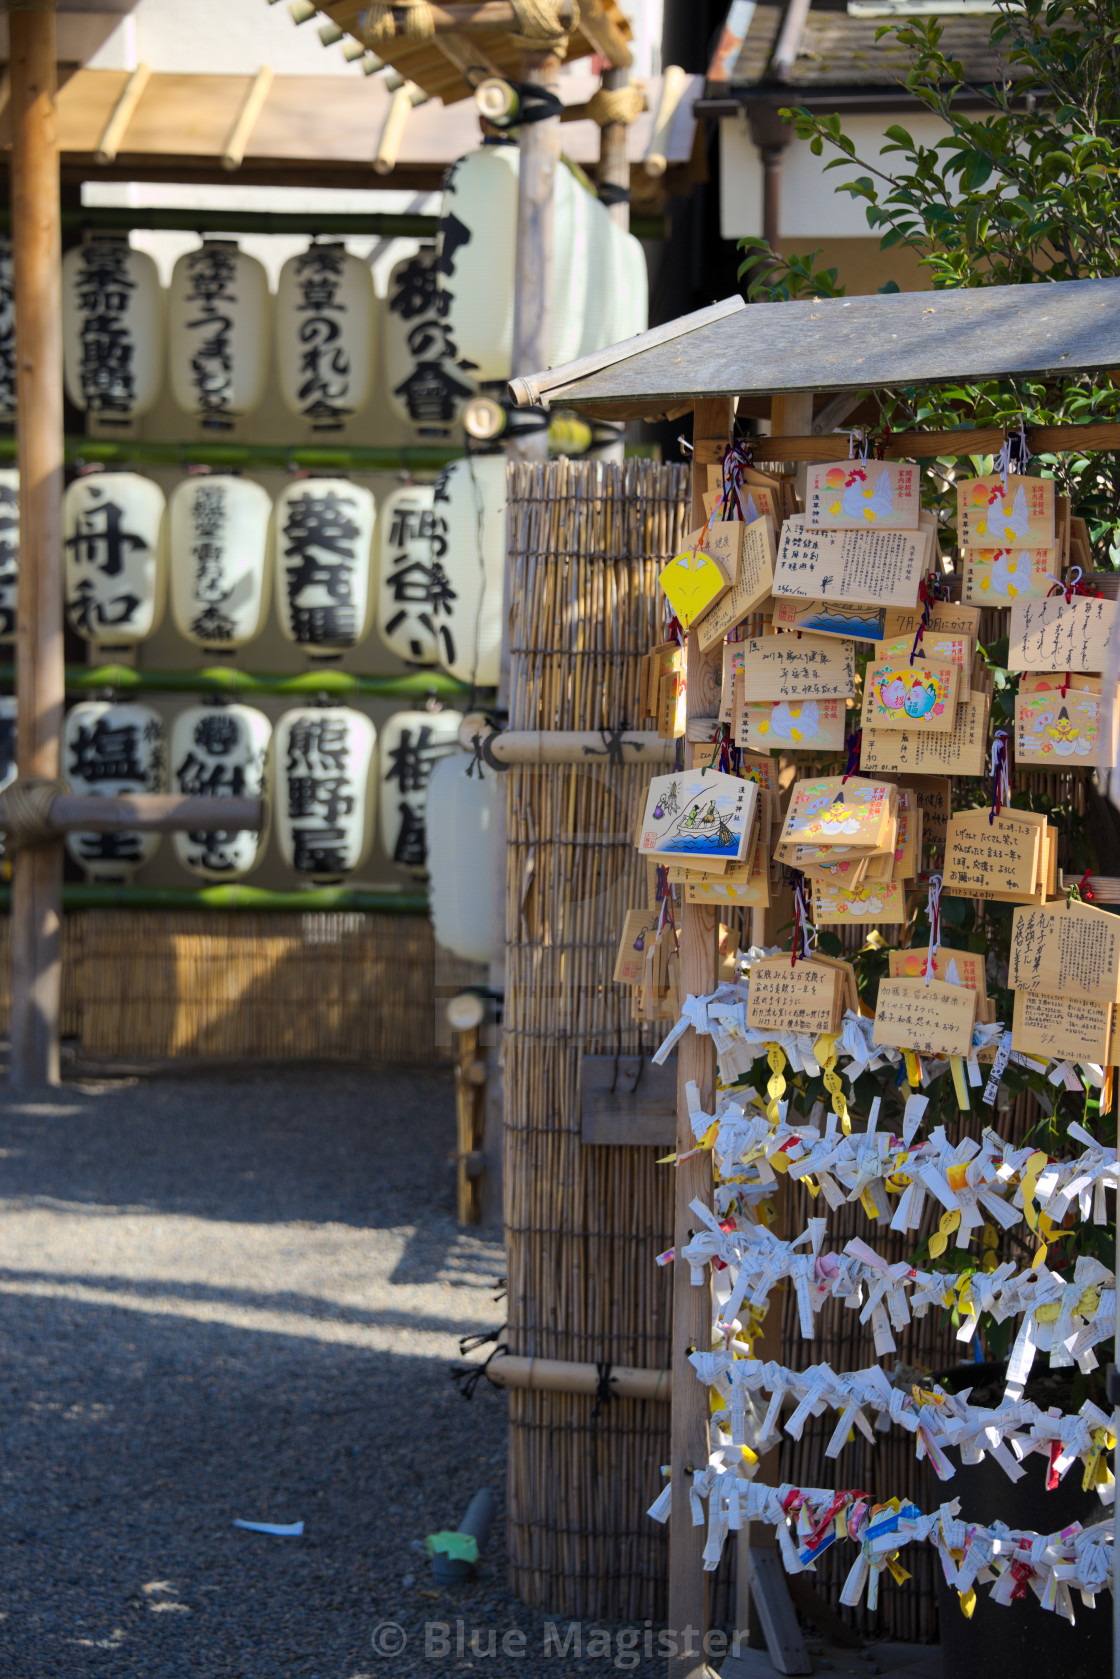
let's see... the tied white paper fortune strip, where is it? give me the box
[669,1205,1116,1383]
[696,1101,1117,1245]
[646,1477,1114,1621]
[687,1348,1116,1497]
[652,972,1007,1088]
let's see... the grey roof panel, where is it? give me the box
[726,5,1017,88]
[511,280,1120,413]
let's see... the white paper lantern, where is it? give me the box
[276,243,377,429]
[274,478,375,655]
[63,471,166,646]
[437,145,646,385]
[379,708,463,873]
[61,237,163,421]
[62,699,167,881]
[381,247,475,431]
[170,702,271,881]
[0,470,18,644]
[430,454,506,687]
[374,483,442,665]
[168,242,270,424]
[273,705,376,882]
[426,751,496,963]
[169,474,272,651]
[0,238,15,419]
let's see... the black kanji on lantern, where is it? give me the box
[73,239,139,415]
[281,489,363,645]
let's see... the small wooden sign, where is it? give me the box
[1009,898,1120,1004]
[805,460,921,530]
[772,598,891,642]
[884,601,982,642]
[943,809,1043,902]
[861,658,960,733]
[613,908,664,985]
[778,776,896,857]
[958,473,1055,547]
[1008,595,1118,673]
[694,516,776,651]
[1015,688,1100,765]
[720,641,746,722]
[880,631,973,673]
[1012,990,1112,1065]
[747,956,843,1036]
[737,697,847,753]
[861,695,990,777]
[814,878,907,925]
[659,542,730,630]
[889,945,988,998]
[963,546,1060,607]
[638,768,757,866]
[773,517,932,610]
[741,633,856,702]
[873,976,977,1058]
[703,483,782,528]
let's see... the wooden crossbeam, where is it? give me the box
[745,419,1120,463]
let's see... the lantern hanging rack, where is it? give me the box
[0,664,476,701]
[0,884,430,914]
[0,206,667,242]
[0,437,464,474]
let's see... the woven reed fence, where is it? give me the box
[503,458,688,1622]
[0,911,440,1062]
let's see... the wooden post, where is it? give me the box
[9,0,64,1088]
[668,397,733,1679]
[509,46,561,463]
[598,66,630,231]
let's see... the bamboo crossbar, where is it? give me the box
[0,437,464,473]
[0,794,264,834]
[0,884,429,913]
[487,1353,671,1401]
[0,664,472,701]
[458,723,676,765]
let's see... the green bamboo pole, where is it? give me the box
[0,663,477,700]
[0,883,430,913]
[0,436,464,473]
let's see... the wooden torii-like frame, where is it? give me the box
[508,279,1120,1678]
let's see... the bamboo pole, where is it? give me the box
[597,66,631,231]
[94,61,151,164]
[509,44,561,461]
[221,66,275,171]
[0,436,461,472]
[487,1352,670,1401]
[0,793,265,834]
[0,885,429,914]
[16,665,471,701]
[458,724,676,765]
[9,0,64,1089]
[668,399,732,1679]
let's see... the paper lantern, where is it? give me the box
[437,145,647,383]
[170,702,271,880]
[430,454,506,687]
[272,705,376,882]
[168,242,270,424]
[378,708,463,872]
[0,469,17,644]
[381,247,475,431]
[169,474,272,651]
[63,471,166,646]
[374,483,442,665]
[274,478,375,655]
[0,238,15,420]
[276,243,377,429]
[61,237,163,421]
[62,699,167,881]
[426,751,496,963]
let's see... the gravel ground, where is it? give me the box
[0,1063,684,1679]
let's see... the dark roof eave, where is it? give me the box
[698,80,1024,114]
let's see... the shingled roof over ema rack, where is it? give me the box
[507,281,1120,421]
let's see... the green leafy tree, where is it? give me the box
[733,0,1120,1363]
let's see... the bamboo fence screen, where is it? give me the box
[503,459,688,1621]
[0,911,442,1062]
